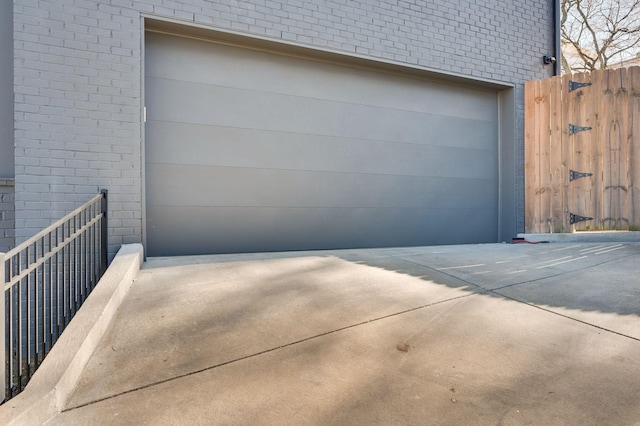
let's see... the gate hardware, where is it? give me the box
[569,124,592,135]
[569,170,593,181]
[570,212,593,224]
[568,80,592,92]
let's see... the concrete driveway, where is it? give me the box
[41,243,640,424]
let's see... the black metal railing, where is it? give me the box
[1,190,108,403]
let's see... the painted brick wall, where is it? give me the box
[0,179,15,252]
[12,0,556,256]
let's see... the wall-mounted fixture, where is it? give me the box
[543,55,556,65]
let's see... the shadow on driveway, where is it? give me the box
[53,243,640,425]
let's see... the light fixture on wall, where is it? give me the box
[543,55,556,65]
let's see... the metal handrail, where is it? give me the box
[1,190,108,403]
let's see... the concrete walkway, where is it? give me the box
[37,243,640,424]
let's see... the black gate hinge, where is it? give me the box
[569,124,592,135]
[569,170,593,182]
[570,212,593,225]
[568,80,592,92]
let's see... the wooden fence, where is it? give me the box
[524,66,640,233]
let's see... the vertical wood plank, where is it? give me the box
[539,76,552,232]
[561,74,572,232]
[570,71,593,231]
[617,67,630,230]
[630,67,640,229]
[524,80,539,232]
[549,74,564,232]
[590,69,606,230]
[602,69,622,229]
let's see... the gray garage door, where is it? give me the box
[145,32,499,256]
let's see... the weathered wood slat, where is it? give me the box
[524,80,538,233]
[630,67,640,229]
[539,77,552,232]
[561,74,572,231]
[549,74,564,232]
[572,71,593,231]
[618,68,630,230]
[602,69,620,229]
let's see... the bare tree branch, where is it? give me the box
[561,0,640,73]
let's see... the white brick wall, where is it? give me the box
[12,0,556,256]
[0,179,15,252]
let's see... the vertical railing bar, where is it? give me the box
[18,252,23,389]
[11,282,19,397]
[53,229,57,347]
[94,200,98,286]
[15,252,21,395]
[27,247,32,380]
[41,240,45,360]
[46,233,51,354]
[51,232,55,348]
[26,247,32,385]
[5,288,8,399]
[81,210,86,299]
[100,189,108,277]
[8,276,13,397]
[4,251,8,398]
[62,223,66,328]
[22,276,27,391]
[89,206,94,291]
[88,210,94,292]
[69,217,73,320]
[43,236,49,358]
[43,236,48,359]
[20,254,26,391]
[4,252,7,398]
[0,253,5,403]
[94,201,98,287]
[34,244,38,370]
[70,219,75,323]
[74,214,79,312]
[80,210,86,302]
[52,228,57,345]
[89,205,93,289]
[76,212,82,308]
[54,226,61,344]
[29,271,35,381]
[69,220,74,317]
[75,213,80,309]
[37,239,44,368]
[87,207,91,291]
[82,209,88,301]
[3,286,7,400]
[36,237,48,366]
[64,221,70,328]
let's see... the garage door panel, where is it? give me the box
[147,163,496,210]
[146,77,496,150]
[147,206,497,256]
[145,32,500,256]
[146,121,497,179]
[146,33,497,122]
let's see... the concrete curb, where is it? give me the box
[0,244,144,426]
[517,231,640,243]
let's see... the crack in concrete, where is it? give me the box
[62,292,478,412]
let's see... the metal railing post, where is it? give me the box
[1,252,5,403]
[100,189,108,273]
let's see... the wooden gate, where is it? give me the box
[524,67,640,233]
